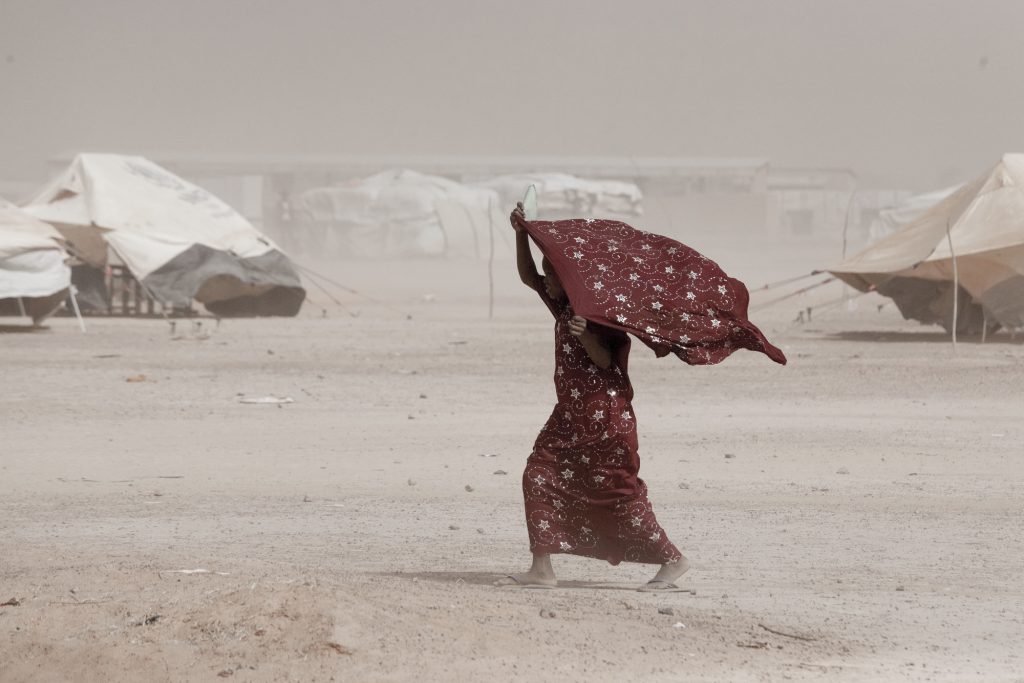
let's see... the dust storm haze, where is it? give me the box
[3,4,1024,683]
[2,0,1023,188]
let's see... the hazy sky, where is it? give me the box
[2,0,1022,190]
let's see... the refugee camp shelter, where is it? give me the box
[474,173,643,220]
[0,198,71,324]
[22,154,305,317]
[297,169,506,258]
[831,154,1024,333]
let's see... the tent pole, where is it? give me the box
[945,219,958,354]
[841,188,858,309]
[69,285,87,333]
[16,297,26,318]
[487,196,495,320]
[981,310,988,344]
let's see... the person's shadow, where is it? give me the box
[382,571,695,593]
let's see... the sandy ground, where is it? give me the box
[2,258,1024,682]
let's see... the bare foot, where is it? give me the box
[493,572,557,588]
[494,553,556,587]
[639,555,690,591]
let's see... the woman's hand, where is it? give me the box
[568,315,587,337]
[510,202,527,233]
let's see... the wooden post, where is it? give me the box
[488,196,495,320]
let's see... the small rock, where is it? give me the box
[464,485,474,492]
[449,525,460,530]
[217,670,233,678]
[476,528,485,534]
[407,415,415,420]
[302,494,312,503]
[672,622,687,629]
[836,467,850,475]
[539,608,556,619]
[407,479,416,486]
[724,453,735,459]
[658,607,675,616]
[895,585,905,592]
[677,482,689,489]
[266,349,274,355]
[419,393,427,399]
[493,470,508,476]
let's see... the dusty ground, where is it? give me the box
[2,258,1023,682]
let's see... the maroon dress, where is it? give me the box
[522,294,682,565]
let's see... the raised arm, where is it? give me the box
[568,316,613,370]
[511,202,543,291]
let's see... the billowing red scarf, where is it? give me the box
[524,218,786,366]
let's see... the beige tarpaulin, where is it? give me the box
[830,154,1024,331]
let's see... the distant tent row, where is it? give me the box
[19,154,305,318]
[0,198,71,323]
[297,169,505,259]
[295,170,643,258]
[832,154,1024,333]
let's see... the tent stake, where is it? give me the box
[945,219,958,354]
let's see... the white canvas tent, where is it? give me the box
[831,154,1024,332]
[297,169,507,259]
[475,173,643,219]
[868,185,961,242]
[23,154,305,316]
[0,198,71,324]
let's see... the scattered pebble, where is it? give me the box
[724,453,735,459]
[302,494,312,503]
[448,525,460,530]
[836,467,850,475]
[493,470,508,476]
[419,393,427,399]
[407,479,416,487]
[539,608,556,619]
[464,485,474,492]
[407,415,415,420]
[672,622,687,629]
[658,607,675,616]
[677,482,689,489]
[476,528,485,534]
[895,585,905,592]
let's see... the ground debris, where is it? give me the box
[757,623,816,641]
[737,640,770,649]
[658,607,675,616]
[464,484,474,492]
[324,641,353,655]
[1,597,22,607]
[493,470,508,475]
[539,608,556,619]
[132,613,162,626]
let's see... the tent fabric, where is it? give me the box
[478,173,643,219]
[831,154,1024,329]
[0,199,71,317]
[869,186,960,242]
[22,154,304,315]
[298,169,505,259]
[523,217,786,366]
